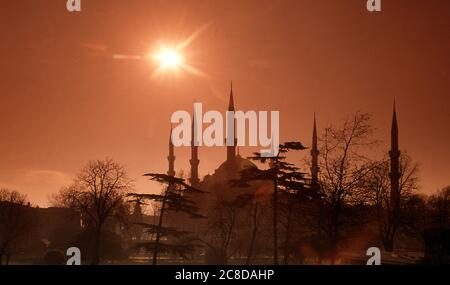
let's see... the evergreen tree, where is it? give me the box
[128,173,205,265]
[232,142,315,265]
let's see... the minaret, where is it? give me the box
[226,82,237,162]
[131,200,143,239]
[389,102,401,207]
[310,113,320,192]
[167,128,175,177]
[132,200,143,221]
[190,111,200,186]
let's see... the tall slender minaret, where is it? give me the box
[389,102,401,207]
[167,128,175,177]
[226,81,237,162]
[310,113,320,192]
[190,111,200,186]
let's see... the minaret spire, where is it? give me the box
[167,127,175,177]
[391,101,399,151]
[228,81,235,111]
[310,113,320,192]
[190,111,200,186]
[226,81,236,162]
[389,101,401,207]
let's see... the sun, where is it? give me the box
[148,27,211,78]
[112,24,211,78]
[154,47,183,70]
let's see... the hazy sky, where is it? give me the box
[0,0,449,206]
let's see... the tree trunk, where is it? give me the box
[329,239,338,265]
[246,203,259,265]
[283,204,294,265]
[273,179,278,265]
[382,225,396,252]
[383,240,394,252]
[329,205,340,265]
[317,201,324,265]
[381,204,398,252]
[153,187,169,265]
[91,225,103,265]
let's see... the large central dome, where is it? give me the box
[202,155,256,186]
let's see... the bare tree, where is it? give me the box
[204,196,239,265]
[234,141,308,265]
[52,158,132,265]
[278,190,319,265]
[319,112,378,263]
[234,193,268,265]
[427,186,450,230]
[364,153,419,251]
[402,194,429,242]
[245,200,264,265]
[0,189,35,265]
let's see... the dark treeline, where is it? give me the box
[0,112,449,265]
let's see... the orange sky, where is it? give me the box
[0,0,449,206]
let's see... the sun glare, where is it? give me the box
[112,25,211,78]
[148,26,212,78]
[155,48,183,69]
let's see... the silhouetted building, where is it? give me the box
[226,81,237,163]
[130,200,144,240]
[310,113,320,193]
[389,102,401,209]
[190,111,200,186]
[167,128,175,178]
